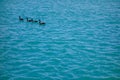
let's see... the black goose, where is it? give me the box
[39,19,45,25]
[19,16,24,21]
[26,17,33,22]
[33,19,38,22]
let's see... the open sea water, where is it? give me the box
[0,0,120,80]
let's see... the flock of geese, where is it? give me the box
[19,16,45,25]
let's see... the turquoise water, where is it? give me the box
[0,0,120,80]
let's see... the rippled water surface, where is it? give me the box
[0,0,120,80]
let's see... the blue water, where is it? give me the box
[0,0,120,80]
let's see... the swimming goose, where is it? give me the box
[33,19,38,22]
[26,17,33,22]
[39,19,45,25]
[19,16,24,21]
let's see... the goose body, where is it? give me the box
[33,20,38,22]
[39,22,45,25]
[26,18,33,22]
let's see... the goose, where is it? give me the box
[33,19,38,22]
[19,16,24,21]
[26,17,33,22]
[39,19,45,25]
